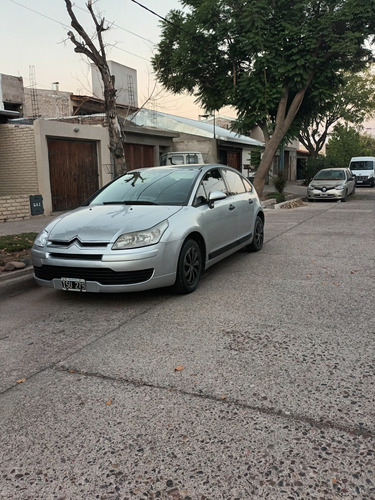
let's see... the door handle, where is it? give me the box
[229,204,236,211]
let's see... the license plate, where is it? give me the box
[320,193,328,197]
[61,277,86,292]
[357,180,363,183]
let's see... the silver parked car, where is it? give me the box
[307,168,355,202]
[32,164,265,294]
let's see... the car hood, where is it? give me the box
[352,169,374,175]
[310,179,345,188]
[44,205,182,242]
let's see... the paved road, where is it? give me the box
[0,188,374,499]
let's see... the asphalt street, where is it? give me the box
[0,186,374,499]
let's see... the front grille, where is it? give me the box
[49,239,108,248]
[49,253,103,261]
[34,265,154,285]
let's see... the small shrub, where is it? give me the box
[273,170,287,194]
[267,192,285,203]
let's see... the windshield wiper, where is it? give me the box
[102,200,158,205]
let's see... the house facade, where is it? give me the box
[128,109,265,176]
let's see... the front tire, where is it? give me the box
[173,239,202,294]
[245,215,264,252]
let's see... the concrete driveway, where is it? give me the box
[0,190,374,499]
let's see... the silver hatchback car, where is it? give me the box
[32,164,265,294]
[307,168,356,202]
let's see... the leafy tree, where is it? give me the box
[301,155,332,185]
[325,123,362,168]
[64,0,126,177]
[359,131,375,155]
[152,0,375,195]
[298,70,375,158]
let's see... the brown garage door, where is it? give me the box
[125,144,154,170]
[226,151,241,171]
[48,139,99,212]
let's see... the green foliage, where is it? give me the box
[266,191,286,203]
[153,0,375,192]
[272,170,287,194]
[0,233,37,252]
[326,124,375,169]
[248,147,263,171]
[326,124,362,168]
[359,132,375,155]
[153,0,375,132]
[298,69,375,156]
[301,156,332,185]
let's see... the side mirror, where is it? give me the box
[208,190,227,209]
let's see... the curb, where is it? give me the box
[0,267,36,299]
[262,193,306,210]
[273,196,307,209]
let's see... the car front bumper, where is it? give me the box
[307,188,346,200]
[31,240,181,293]
[354,176,374,186]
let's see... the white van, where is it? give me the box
[160,152,204,166]
[349,156,375,187]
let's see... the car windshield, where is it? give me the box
[350,161,373,170]
[314,170,345,180]
[89,169,198,206]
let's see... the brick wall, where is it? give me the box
[0,195,31,221]
[0,124,39,196]
[23,88,72,118]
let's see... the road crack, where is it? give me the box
[54,364,374,439]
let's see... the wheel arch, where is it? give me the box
[182,232,207,268]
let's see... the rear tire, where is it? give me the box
[245,216,264,252]
[173,239,202,294]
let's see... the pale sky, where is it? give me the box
[1,0,226,120]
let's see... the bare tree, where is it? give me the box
[64,0,126,177]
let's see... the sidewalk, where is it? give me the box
[0,213,58,237]
[0,214,59,298]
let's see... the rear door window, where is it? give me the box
[222,169,247,195]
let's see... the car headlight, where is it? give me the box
[336,184,345,190]
[112,220,169,250]
[33,229,49,247]
[307,184,314,191]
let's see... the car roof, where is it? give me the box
[129,164,234,174]
[318,168,346,171]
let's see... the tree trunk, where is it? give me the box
[253,127,284,195]
[101,70,126,177]
[253,79,312,197]
[64,0,127,179]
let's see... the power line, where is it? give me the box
[130,0,196,38]
[130,0,171,25]
[6,0,155,62]
[7,0,71,30]
[75,4,155,45]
